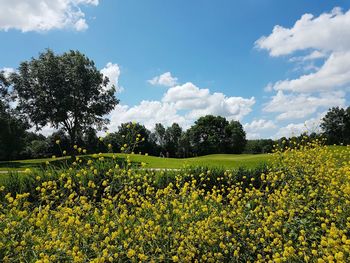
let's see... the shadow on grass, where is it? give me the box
[0,155,142,171]
[0,161,41,170]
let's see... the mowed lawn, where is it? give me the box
[107,153,271,169]
[0,145,347,174]
[0,152,271,173]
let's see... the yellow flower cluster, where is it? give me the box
[0,140,349,262]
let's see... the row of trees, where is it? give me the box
[0,115,248,160]
[103,115,248,157]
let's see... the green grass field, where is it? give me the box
[0,145,346,174]
[0,152,271,172]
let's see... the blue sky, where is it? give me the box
[1,0,349,138]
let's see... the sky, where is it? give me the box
[1,0,349,139]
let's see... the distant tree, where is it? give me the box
[178,132,192,158]
[187,115,229,156]
[225,120,246,154]
[0,71,28,160]
[19,132,47,159]
[83,128,101,153]
[344,107,350,145]
[153,123,166,148]
[11,49,119,148]
[164,123,183,157]
[23,139,50,159]
[107,122,156,155]
[244,139,275,154]
[47,130,71,156]
[320,106,349,145]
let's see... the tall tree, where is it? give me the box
[164,123,183,157]
[188,115,229,156]
[11,49,119,147]
[225,120,246,154]
[320,106,348,145]
[106,122,156,155]
[153,123,166,150]
[0,71,28,160]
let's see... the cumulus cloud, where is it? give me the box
[244,119,277,139]
[273,115,324,139]
[244,119,276,131]
[263,90,346,121]
[289,50,327,63]
[257,7,350,93]
[100,62,123,93]
[0,0,99,32]
[148,72,178,87]
[107,102,188,131]
[269,51,350,92]
[256,7,349,128]
[107,81,255,132]
[255,7,350,56]
[163,82,255,121]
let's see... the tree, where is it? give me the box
[83,128,101,154]
[344,107,350,145]
[47,130,71,156]
[11,49,119,147]
[178,132,192,158]
[320,106,349,145]
[106,122,156,155]
[151,123,166,155]
[187,115,229,156]
[164,123,183,157]
[0,71,28,160]
[0,71,9,104]
[225,121,247,154]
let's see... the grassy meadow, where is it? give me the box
[0,152,271,171]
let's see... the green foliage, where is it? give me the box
[104,122,156,155]
[225,120,247,153]
[187,115,246,155]
[164,123,182,157]
[11,49,119,146]
[321,106,350,145]
[244,139,275,154]
[0,71,29,161]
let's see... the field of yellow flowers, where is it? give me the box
[1,139,350,262]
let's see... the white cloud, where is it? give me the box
[29,125,57,137]
[263,90,345,121]
[108,102,188,131]
[1,67,16,78]
[269,51,350,93]
[255,7,350,56]
[257,7,350,93]
[244,119,277,140]
[163,82,255,121]
[107,81,255,132]
[100,62,123,93]
[148,72,178,87]
[273,115,324,139]
[244,119,276,131]
[0,0,99,32]
[256,7,349,134]
[289,50,327,62]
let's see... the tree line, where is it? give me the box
[0,49,349,161]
